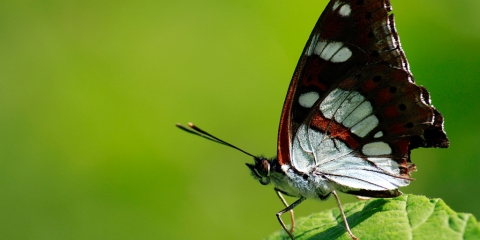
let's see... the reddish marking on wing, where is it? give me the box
[304,79,328,92]
[301,57,328,91]
[362,79,378,91]
[278,93,293,166]
[311,113,329,130]
[339,78,356,89]
[395,139,410,155]
[278,57,311,165]
[384,105,399,118]
[377,88,393,102]
[389,123,406,135]
[310,113,359,150]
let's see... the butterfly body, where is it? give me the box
[248,157,332,200]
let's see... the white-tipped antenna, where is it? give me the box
[176,122,257,158]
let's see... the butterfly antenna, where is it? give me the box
[176,122,257,158]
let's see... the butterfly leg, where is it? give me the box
[276,196,306,240]
[274,189,295,233]
[332,190,358,240]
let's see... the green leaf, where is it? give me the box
[266,194,480,240]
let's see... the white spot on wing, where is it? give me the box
[319,88,379,137]
[314,41,352,62]
[319,42,343,61]
[298,91,320,108]
[319,88,349,119]
[334,92,363,123]
[339,4,351,17]
[342,101,373,127]
[331,47,352,62]
[374,131,384,138]
[362,142,392,156]
[314,40,328,57]
[351,115,379,137]
[306,33,320,56]
[332,1,341,10]
[368,157,400,175]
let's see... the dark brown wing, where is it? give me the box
[277,0,449,190]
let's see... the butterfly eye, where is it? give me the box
[258,159,271,185]
[260,159,271,177]
[260,177,270,185]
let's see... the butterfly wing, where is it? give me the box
[278,0,449,197]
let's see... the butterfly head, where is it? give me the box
[246,157,271,185]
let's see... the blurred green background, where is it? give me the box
[0,0,479,239]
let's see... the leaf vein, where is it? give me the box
[413,199,438,231]
[405,195,413,240]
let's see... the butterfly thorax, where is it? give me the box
[247,157,332,200]
[278,163,335,199]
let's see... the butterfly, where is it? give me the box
[177,0,449,239]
